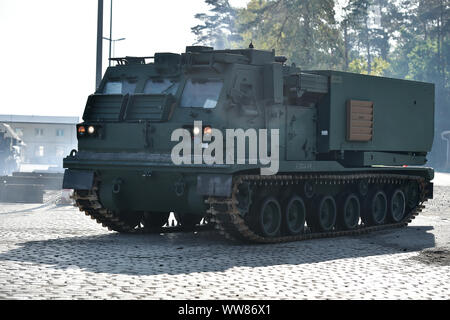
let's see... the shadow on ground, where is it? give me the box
[0,226,435,276]
[410,247,450,266]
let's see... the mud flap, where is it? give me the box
[197,174,232,197]
[62,169,94,190]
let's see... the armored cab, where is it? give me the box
[63,46,434,243]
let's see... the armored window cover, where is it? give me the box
[346,100,373,141]
[83,94,124,121]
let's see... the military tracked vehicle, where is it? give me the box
[0,123,22,176]
[63,46,434,243]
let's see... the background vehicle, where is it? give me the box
[0,123,23,176]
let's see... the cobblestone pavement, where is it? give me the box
[0,186,449,300]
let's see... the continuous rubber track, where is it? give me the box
[72,182,211,234]
[72,172,430,243]
[206,173,430,244]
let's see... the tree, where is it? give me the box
[235,0,345,69]
[191,0,242,49]
[191,0,450,169]
[388,0,450,169]
[348,56,390,75]
[343,0,395,74]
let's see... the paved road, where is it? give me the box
[0,186,449,300]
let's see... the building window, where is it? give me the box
[35,128,44,136]
[35,146,44,157]
[56,129,64,137]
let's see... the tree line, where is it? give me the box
[192,0,449,170]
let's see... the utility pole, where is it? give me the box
[95,0,103,90]
[108,0,113,67]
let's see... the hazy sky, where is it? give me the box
[0,0,249,119]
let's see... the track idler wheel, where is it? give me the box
[337,193,361,230]
[358,180,369,197]
[388,189,406,223]
[405,182,420,209]
[308,195,337,232]
[303,181,315,199]
[143,212,169,228]
[363,190,387,226]
[282,195,306,235]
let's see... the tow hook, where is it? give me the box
[174,179,185,197]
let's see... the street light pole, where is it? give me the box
[95,0,103,89]
[113,38,125,58]
[103,37,126,60]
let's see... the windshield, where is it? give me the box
[144,79,179,95]
[103,79,137,94]
[180,79,223,109]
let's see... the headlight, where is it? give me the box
[77,124,101,138]
[77,126,86,135]
[193,126,201,136]
[203,126,212,135]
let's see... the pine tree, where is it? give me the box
[236,0,344,69]
[191,0,242,49]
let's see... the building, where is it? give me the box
[0,115,78,169]
[442,131,450,171]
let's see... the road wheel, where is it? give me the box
[143,212,169,228]
[363,190,387,226]
[337,193,360,230]
[252,196,282,237]
[282,195,306,235]
[388,189,406,223]
[309,195,336,232]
